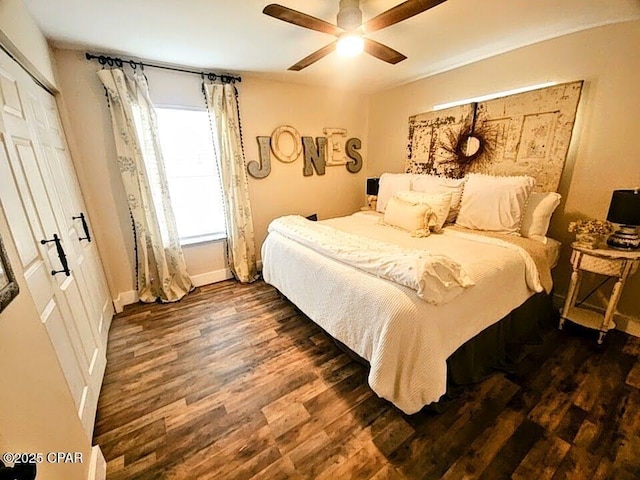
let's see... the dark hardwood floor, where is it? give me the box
[94,280,640,479]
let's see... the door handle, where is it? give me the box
[41,234,71,276]
[72,213,92,242]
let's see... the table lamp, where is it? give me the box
[606,189,640,250]
[366,177,379,210]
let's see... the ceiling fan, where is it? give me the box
[263,0,447,71]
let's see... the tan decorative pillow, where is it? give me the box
[383,196,433,237]
[393,190,452,232]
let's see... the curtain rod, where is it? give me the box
[85,53,241,84]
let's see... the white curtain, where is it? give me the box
[203,81,258,283]
[98,68,193,302]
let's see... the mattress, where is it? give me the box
[262,211,560,414]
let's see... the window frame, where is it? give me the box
[154,103,227,246]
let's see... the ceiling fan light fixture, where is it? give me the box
[336,33,364,57]
[264,0,446,70]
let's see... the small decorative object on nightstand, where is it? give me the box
[365,177,379,210]
[560,243,640,344]
[606,188,640,250]
[568,218,614,250]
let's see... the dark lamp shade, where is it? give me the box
[607,189,640,226]
[366,177,380,196]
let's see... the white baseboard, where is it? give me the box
[619,316,640,337]
[553,292,640,338]
[112,290,139,314]
[112,296,123,314]
[111,266,245,312]
[190,267,234,287]
[190,262,263,287]
[87,445,106,480]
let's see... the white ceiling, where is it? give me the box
[24,0,640,94]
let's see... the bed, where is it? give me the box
[262,172,562,414]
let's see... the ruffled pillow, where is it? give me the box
[382,196,434,237]
[393,190,452,232]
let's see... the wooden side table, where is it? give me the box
[560,243,640,343]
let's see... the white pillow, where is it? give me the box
[456,174,535,234]
[411,174,467,223]
[520,192,561,243]
[383,196,432,237]
[376,173,413,213]
[393,190,452,232]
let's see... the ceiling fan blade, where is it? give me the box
[363,39,407,65]
[362,0,447,34]
[263,4,342,36]
[288,42,337,71]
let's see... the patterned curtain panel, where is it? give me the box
[98,68,193,302]
[203,82,258,283]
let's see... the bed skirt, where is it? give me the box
[447,291,554,384]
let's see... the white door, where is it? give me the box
[0,51,111,436]
[28,85,113,346]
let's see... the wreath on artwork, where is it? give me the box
[440,103,496,174]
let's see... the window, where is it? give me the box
[155,107,226,245]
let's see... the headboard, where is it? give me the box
[406,81,583,192]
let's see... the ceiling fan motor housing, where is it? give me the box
[337,0,363,31]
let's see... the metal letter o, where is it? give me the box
[271,125,302,163]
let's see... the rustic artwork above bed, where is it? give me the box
[406,81,583,192]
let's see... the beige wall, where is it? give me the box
[0,0,57,89]
[367,20,640,329]
[53,47,369,298]
[0,5,94,479]
[241,76,369,251]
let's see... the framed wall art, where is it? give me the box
[0,234,19,313]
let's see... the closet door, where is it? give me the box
[27,85,113,346]
[0,51,111,436]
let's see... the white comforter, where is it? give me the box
[262,212,558,414]
[268,215,475,305]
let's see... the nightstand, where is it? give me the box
[559,243,640,343]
